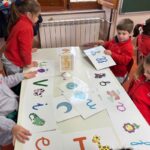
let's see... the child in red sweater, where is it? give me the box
[1,0,41,75]
[97,18,134,84]
[133,18,150,64]
[128,54,150,125]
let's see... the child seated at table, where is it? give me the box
[96,18,134,84]
[0,71,36,147]
[133,18,150,64]
[128,54,150,125]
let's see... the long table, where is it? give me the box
[15,47,150,150]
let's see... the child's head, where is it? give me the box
[133,18,150,37]
[116,18,134,42]
[136,54,150,80]
[8,0,41,32]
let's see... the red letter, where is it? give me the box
[73,137,86,150]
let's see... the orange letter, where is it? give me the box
[73,137,86,150]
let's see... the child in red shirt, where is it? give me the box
[133,18,150,64]
[97,18,134,84]
[1,0,41,75]
[128,54,150,125]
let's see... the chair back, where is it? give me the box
[122,58,134,84]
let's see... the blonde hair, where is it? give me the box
[135,54,150,79]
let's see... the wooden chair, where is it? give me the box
[136,49,144,64]
[122,58,134,84]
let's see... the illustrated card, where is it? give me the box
[84,46,116,70]
[53,96,79,122]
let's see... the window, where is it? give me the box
[38,0,101,11]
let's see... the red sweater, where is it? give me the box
[104,37,133,77]
[4,15,33,67]
[128,75,150,125]
[137,34,150,56]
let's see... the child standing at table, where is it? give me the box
[0,71,36,147]
[133,18,150,64]
[128,54,150,125]
[97,18,134,83]
[1,0,41,75]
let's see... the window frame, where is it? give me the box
[39,0,101,11]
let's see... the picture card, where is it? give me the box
[63,127,119,150]
[58,77,89,94]
[84,46,116,70]
[53,96,79,122]
[67,91,105,119]
[22,131,63,150]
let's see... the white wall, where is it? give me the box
[109,1,150,39]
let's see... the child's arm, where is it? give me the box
[1,71,37,88]
[0,116,16,145]
[0,116,31,144]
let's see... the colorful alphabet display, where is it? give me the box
[16,48,150,150]
[23,128,119,150]
[21,60,57,133]
[84,46,116,70]
[89,68,150,150]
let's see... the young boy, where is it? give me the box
[97,18,134,83]
[0,71,36,147]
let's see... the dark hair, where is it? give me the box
[136,53,150,79]
[8,0,41,32]
[117,18,134,33]
[133,18,150,37]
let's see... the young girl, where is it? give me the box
[128,54,150,125]
[133,18,150,64]
[1,0,41,75]
[0,71,36,147]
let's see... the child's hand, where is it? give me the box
[96,40,105,46]
[32,48,38,53]
[27,61,38,68]
[12,125,31,143]
[104,50,112,55]
[23,71,37,79]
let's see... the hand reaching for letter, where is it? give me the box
[12,125,32,144]
[23,71,37,79]
[27,61,38,68]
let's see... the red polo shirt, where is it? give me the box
[104,38,133,77]
[5,15,33,67]
[128,75,150,125]
[137,34,150,56]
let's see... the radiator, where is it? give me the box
[39,18,108,48]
